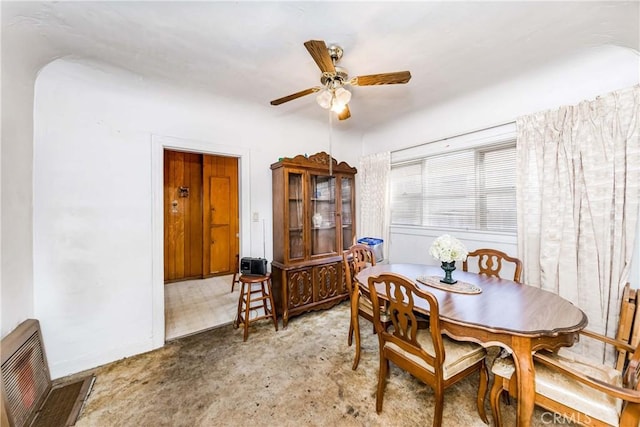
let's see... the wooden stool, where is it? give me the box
[231,254,240,292]
[233,273,278,341]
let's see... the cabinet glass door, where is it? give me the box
[310,174,336,256]
[287,172,305,260]
[341,176,354,250]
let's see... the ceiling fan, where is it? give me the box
[270,40,411,120]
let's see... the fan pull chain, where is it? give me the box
[328,109,333,176]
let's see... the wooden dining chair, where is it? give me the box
[368,272,489,427]
[342,244,391,370]
[462,248,523,283]
[463,248,523,404]
[490,282,640,427]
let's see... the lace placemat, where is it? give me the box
[416,276,482,295]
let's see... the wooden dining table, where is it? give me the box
[355,263,588,427]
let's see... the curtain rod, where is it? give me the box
[390,120,516,155]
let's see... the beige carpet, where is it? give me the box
[74,302,572,426]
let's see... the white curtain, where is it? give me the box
[516,85,640,363]
[358,152,390,260]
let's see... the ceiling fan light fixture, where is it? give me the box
[334,87,351,105]
[316,89,333,109]
[330,101,347,114]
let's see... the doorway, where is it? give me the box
[163,149,240,340]
[151,135,251,347]
[164,150,239,282]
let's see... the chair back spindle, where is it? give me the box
[616,283,640,371]
[463,248,522,283]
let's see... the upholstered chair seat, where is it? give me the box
[492,348,623,425]
[387,329,486,380]
[358,294,391,322]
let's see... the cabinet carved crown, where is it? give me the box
[276,152,357,173]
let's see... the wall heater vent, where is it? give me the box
[1,319,94,427]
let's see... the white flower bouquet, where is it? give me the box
[429,234,468,263]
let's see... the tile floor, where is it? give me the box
[164,275,241,340]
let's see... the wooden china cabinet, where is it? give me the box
[271,152,357,328]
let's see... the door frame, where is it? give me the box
[151,135,251,347]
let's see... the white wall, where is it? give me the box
[32,58,361,378]
[0,22,64,337]
[1,58,36,338]
[370,45,640,279]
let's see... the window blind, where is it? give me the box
[390,124,517,233]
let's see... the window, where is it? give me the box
[390,142,517,233]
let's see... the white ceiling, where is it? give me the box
[3,1,639,133]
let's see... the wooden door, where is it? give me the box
[209,177,230,273]
[164,150,203,282]
[203,156,239,276]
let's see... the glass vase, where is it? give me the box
[440,261,457,284]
